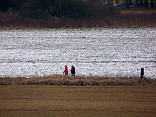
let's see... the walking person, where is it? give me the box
[63,65,68,76]
[71,66,75,77]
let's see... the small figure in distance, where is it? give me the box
[63,65,68,76]
[140,67,144,79]
[71,66,75,77]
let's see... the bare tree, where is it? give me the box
[140,0,143,6]
[145,0,149,8]
[150,0,154,7]
[116,0,119,5]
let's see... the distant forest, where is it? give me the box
[0,0,155,28]
[0,0,155,19]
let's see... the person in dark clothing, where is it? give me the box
[140,68,144,79]
[71,66,75,77]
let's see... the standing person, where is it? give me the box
[63,65,68,76]
[71,66,75,77]
[140,68,144,79]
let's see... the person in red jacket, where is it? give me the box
[63,65,68,76]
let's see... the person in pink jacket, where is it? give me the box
[63,65,68,76]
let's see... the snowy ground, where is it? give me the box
[0,28,156,78]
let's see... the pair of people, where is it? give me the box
[63,65,75,77]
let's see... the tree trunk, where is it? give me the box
[150,0,153,7]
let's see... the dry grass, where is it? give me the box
[120,9,156,15]
[0,75,155,86]
[0,85,156,117]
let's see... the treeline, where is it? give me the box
[0,0,118,20]
[115,0,155,8]
[0,0,155,28]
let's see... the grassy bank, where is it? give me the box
[0,9,156,29]
[0,75,156,86]
[0,85,156,117]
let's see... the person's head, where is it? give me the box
[65,65,67,67]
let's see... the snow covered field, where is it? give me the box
[0,28,156,78]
